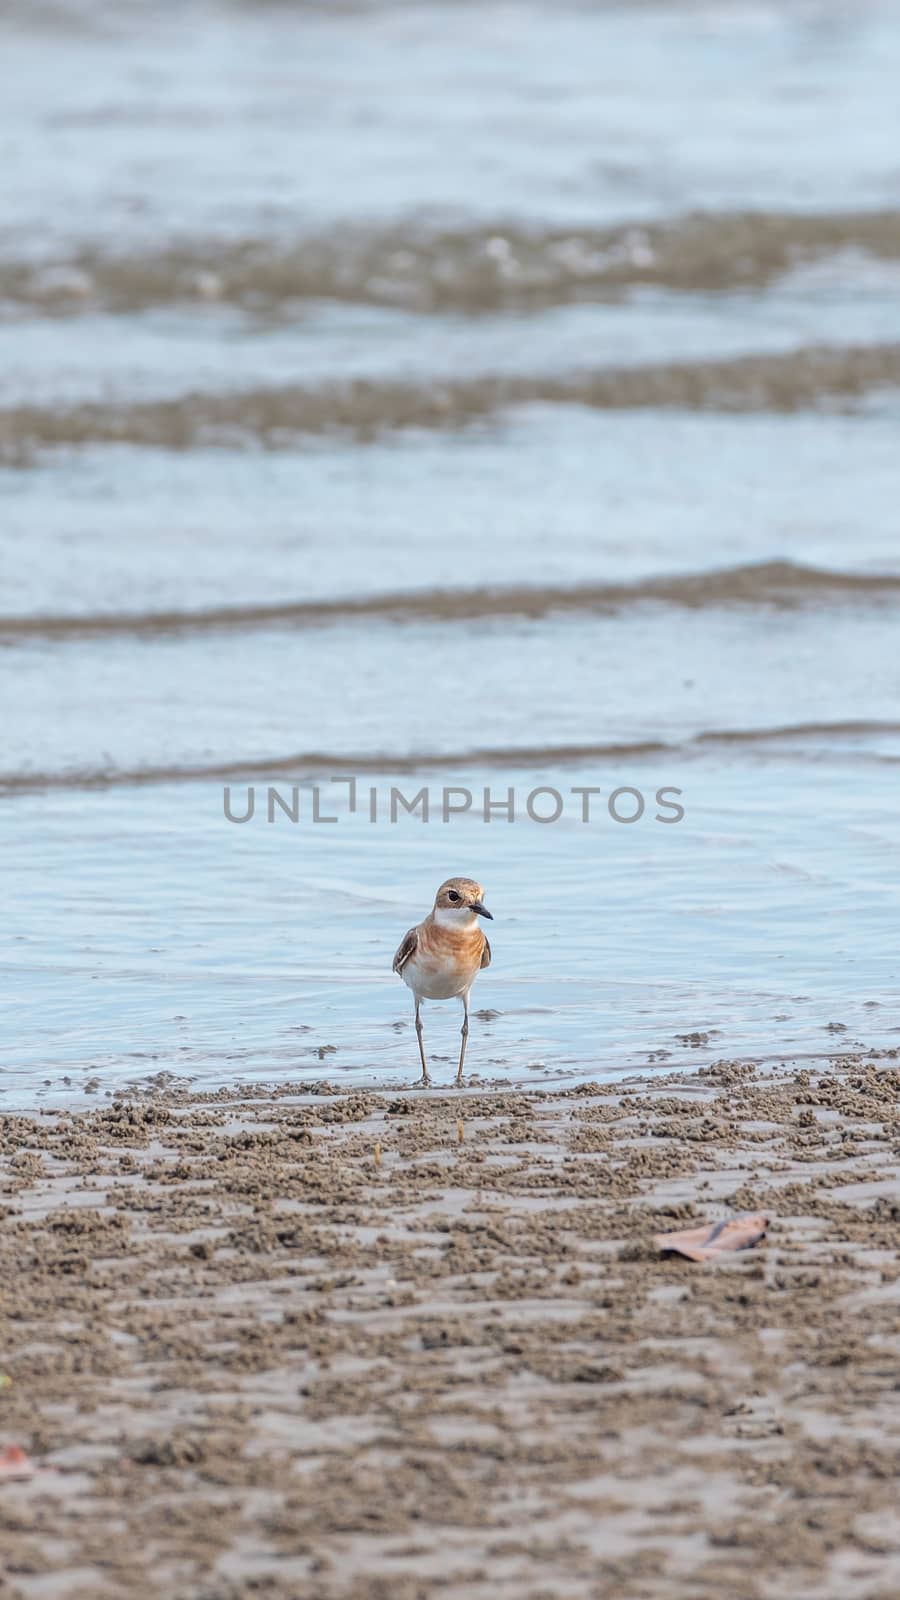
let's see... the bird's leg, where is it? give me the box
[457,992,470,1086]
[414,1000,430,1086]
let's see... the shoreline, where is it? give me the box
[8,1040,899,1119]
[3,1054,900,1598]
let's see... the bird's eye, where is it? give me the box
[448,890,460,902]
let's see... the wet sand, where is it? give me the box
[3,1055,900,1598]
[5,342,900,465]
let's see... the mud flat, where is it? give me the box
[3,1056,900,1599]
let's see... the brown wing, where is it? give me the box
[392,926,419,975]
[480,935,491,970]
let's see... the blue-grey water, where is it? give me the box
[2,0,900,1107]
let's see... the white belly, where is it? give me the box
[402,951,473,1001]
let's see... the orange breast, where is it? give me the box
[418,921,485,976]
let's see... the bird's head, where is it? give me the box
[433,877,493,925]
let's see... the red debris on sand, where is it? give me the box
[655,1212,769,1262]
[0,1446,36,1480]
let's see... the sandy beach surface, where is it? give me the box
[3,1056,900,1599]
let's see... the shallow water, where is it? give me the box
[4,760,899,1110]
[2,0,899,1106]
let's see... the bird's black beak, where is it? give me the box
[470,901,493,920]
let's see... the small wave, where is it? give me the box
[1,343,899,463]
[3,210,900,315]
[2,722,898,794]
[3,562,900,643]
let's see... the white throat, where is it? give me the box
[433,905,477,929]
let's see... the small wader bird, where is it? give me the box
[392,877,493,1086]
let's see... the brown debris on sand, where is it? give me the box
[655,1211,769,1261]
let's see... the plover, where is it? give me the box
[392,877,493,1086]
